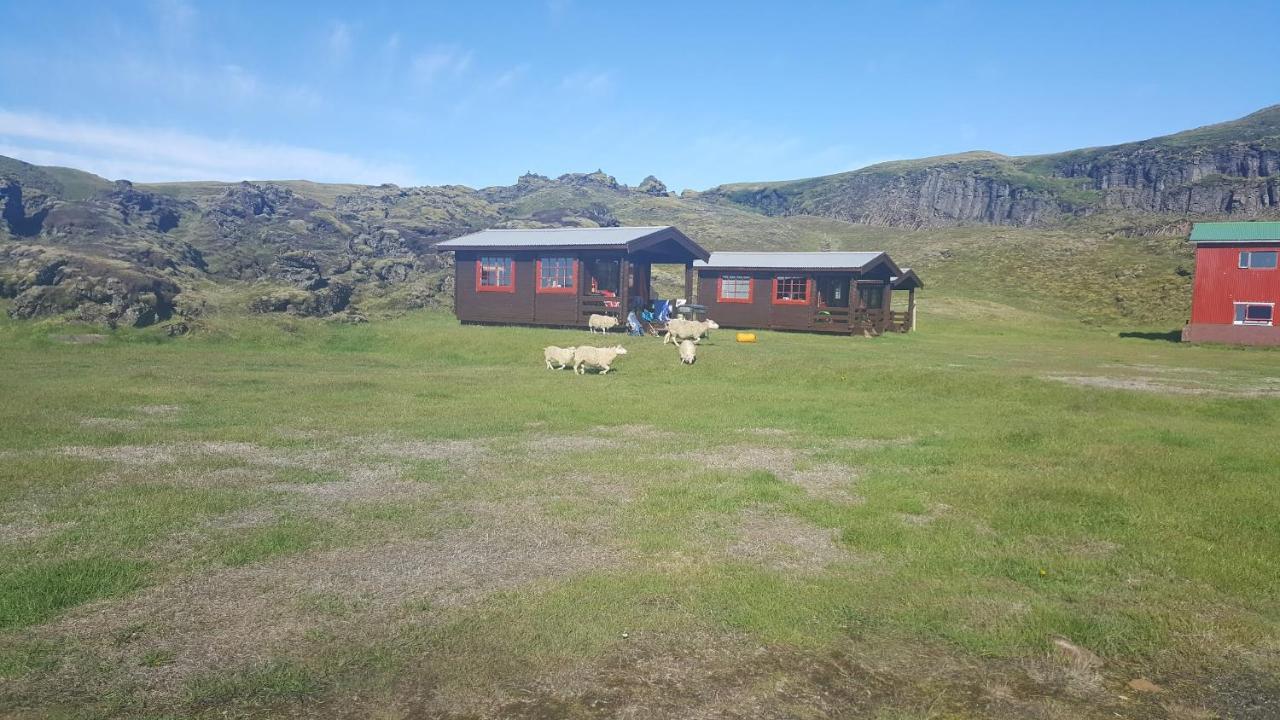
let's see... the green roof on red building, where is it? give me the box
[1189,221,1280,243]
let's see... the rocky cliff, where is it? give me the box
[704,105,1280,228]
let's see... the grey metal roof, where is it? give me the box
[694,251,886,270]
[436,226,673,248]
[891,268,924,289]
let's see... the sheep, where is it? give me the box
[678,339,697,365]
[663,317,720,344]
[572,345,628,375]
[543,345,577,370]
[587,313,620,334]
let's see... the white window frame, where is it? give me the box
[1238,250,1279,270]
[1233,302,1275,326]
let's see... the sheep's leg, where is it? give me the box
[600,366,610,374]
[546,360,553,370]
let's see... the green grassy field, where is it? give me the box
[0,299,1277,719]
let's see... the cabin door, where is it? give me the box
[814,276,850,330]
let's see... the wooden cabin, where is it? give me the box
[694,251,921,335]
[434,226,709,328]
[1183,221,1280,346]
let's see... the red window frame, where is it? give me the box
[716,274,753,304]
[772,276,810,305]
[476,256,515,293]
[536,256,577,294]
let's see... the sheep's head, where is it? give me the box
[705,319,720,329]
[613,346,628,354]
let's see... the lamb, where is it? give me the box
[663,317,720,344]
[587,313,620,334]
[572,345,628,375]
[678,339,697,365]
[543,345,577,370]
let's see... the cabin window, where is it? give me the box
[772,276,809,305]
[1233,302,1274,326]
[585,258,620,296]
[717,275,753,303]
[1239,251,1279,269]
[857,283,884,309]
[537,257,577,294]
[476,256,514,292]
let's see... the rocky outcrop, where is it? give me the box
[1,246,178,328]
[637,175,672,196]
[249,283,353,316]
[556,170,620,191]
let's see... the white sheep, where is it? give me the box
[573,345,628,374]
[664,317,720,344]
[543,345,577,370]
[678,339,697,365]
[587,313,620,334]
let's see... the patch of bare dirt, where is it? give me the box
[670,444,863,503]
[134,404,182,417]
[17,500,621,704]
[50,333,107,344]
[676,444,800,479]
[726,510,847,572]
[826,436,915,451]
[0,519,70,543]
[78,417,142,431]
[369,439,487,463]
[1045,374,1280,398]
[414,630,1158,720]
[740,427,794,437]
[788,463,862,503]
[518,434,621,457]
[899,503,952,526]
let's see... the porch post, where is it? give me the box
[619,257,630,319]
[684,262,693,302]
[908,288,917,332]
[875,284,887,333]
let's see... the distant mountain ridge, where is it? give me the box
[702,105,1280,227]
[1,104,1276,328]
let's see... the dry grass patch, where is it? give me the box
[726,510,847,573]
[9,499,623,705]
[78,417,142,431]
[1044,374,1280,397]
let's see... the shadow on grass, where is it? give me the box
[1118,330,1183,343]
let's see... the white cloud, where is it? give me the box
[328,21,353,62]
[492,63,529,90]
[150,0,196,35]
[411,47,473,84]
[560,70,614,96]
[0,109,416,185]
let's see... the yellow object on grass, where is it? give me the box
[736,332,757,343]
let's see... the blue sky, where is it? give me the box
[1,1,1276,190]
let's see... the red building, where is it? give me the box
[1183,222,1280,346]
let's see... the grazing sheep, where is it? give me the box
[664,317,720,344]
[678,339,697,365]
[543,345,577,370]
[587,313,620,334]
[573,345,628,375]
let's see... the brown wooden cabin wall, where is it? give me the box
[453,251,581,326]
[696,270,774,329]
[698,270,856,333]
